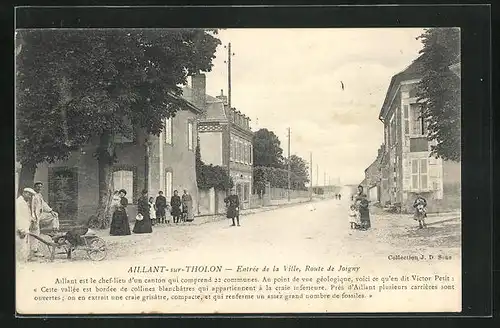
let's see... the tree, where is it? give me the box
[416,28,461,161]
[196,137,233,191]
[16,29,221,227]
[289,155,309,190]
[252,128,285,168]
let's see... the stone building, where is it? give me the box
[184,75,253,209]
[362,145,384,203]
[32,82,203,226]
[378,56,461,212]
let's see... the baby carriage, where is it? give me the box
[29,225,107,262]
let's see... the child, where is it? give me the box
[348,204,360,229]
[149,197,156,226]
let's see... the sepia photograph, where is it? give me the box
[15,25,462,314]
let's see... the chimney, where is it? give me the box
[216,89,228,105]
[191,73,206,111]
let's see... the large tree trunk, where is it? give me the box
[17,161,36,197]
[93,131,115,229]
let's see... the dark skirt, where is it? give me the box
[359,209,371,229]
[171,206,181,217]
[156,208,166,218]
[110,209,131,236]
[133,212,152,234]
[226,207,239,219]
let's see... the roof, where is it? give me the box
[177,87,204,115]
[182,87,228,121]
[378,55,425,120]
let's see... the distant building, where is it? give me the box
[183,76,254,209]
[378,56,461,212]
[362,145,384,203]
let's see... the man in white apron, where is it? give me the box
[16,188,36,262]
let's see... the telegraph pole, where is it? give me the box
[287,127,291,202]
[224,43,235,195]
[316,164,319,188]
[309,152,313,200]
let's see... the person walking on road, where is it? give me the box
[224,189,240,227]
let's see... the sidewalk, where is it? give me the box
[367,208,461,252]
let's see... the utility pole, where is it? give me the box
[316,164,319,188]
[224,43,235,195]
[287,127,291,202]
[309,152,313,200]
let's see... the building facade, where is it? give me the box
[188,75,253,209]
[32,92,202,225]
[378,57,461,212]
[362,145,384,203]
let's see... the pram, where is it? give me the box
[28,225,107,262]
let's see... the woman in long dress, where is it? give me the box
[181,189,194,222]
[170,190,182,224]
[109,189,131,236]
[133,189,153,234]
[354,185,371,230]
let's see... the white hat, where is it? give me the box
[23,188,36,195]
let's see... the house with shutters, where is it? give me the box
[378,56,461,212]
[31,77,204,226]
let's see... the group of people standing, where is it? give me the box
[348,185,371,231]
[109,189,194,236]
[334,194,342,200]
[15,182,60,262]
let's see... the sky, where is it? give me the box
[201,28,426,186]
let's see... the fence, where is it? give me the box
[197,186,311,216]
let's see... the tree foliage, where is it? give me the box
[289,154,309,190]
[252,128,285,168]
[416,28,461,162]
[253,166,308,194]
[16,29,221,224]
[195,137,233,191]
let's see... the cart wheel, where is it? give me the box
[86,237,107,261]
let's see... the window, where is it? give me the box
[410,137,429,152]
[164,117,173,144]
[249,145,253,164]
[244,142,249,164]
[113,170,134,199]
[390,116,397,146]
[411,158,429,190]
[410,104,427,136]
[231,137,237,162]
[403,105,410,134]
[237,140,242,162]
[187,121,194,151]
[165,171,173,199]
[230,138,234,161]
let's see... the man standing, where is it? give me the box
[155,191,167,224]
[16,188,36,262]
[31,182,59,257]
[224,189,240,227]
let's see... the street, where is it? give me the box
[25,197,461,266]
